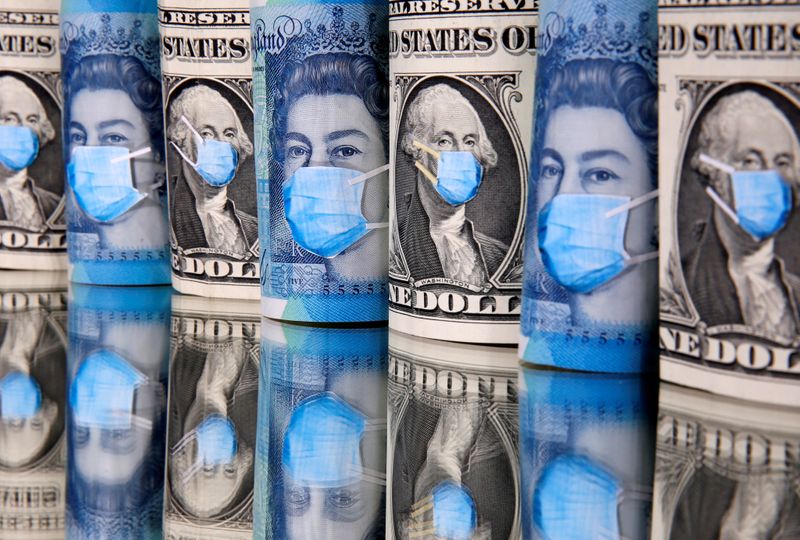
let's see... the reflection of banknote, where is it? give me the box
[0,272,67,539]
[652,383,800,539]
[256,319,388,540]
[66,285,170,538]
[387,0,536,345]
[519,365,657,539]
[387,331,519,539]
[0,1,66,271]
[60,0,171,285]
[250,0,390,323]
[518,0,659,373]
[165,295,260,540]
[159,0,260,300]
[658,1,800,406]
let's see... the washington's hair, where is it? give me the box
[167,84,253,160]
[401,83,497,169]
[541,58,658,183]
[691,89,799,185]
[0,75,55,146]
[270,52,389,164]
[65,54,164,154]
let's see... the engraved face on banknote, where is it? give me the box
[519,0,658,373]
[269,51,390,280]
[166,81,258,260]
[675,85,800,343]
[0,74,64,231]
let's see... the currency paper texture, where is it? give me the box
[658,0,800,405]
[0,272,67,539]
[66,285,170,539]
[387,331,519,539]
[165,295,260,540]
[651,384,800,539]
[518,0,659,373]
[519,366,657,540]
[387,0,537,344]
[60,0,171,285]
[251,0,390,323]
[255,320,388,540]
[159,1,260,300]
[0,1,67,271]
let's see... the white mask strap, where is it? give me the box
[348,164,390,185]
[109,146,152,164]
[412,141,441,186]
[704,186,740,224]
[180,115,203,142]
[699,153,736,175]
[412,140,440,159]
[625,251,659,265]
[605,189,659,218]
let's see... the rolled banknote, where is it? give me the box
[255,319,388,539]
[518,0,659,373]
[387,0,537,345]
[387,330,519,539]
[66,284,170,539]
[0,271,67,539]
[250,0,390,323]
[519,364,657,540]
[658,1,800,405]
[651,383,800,539]
[158,0,260,300]
[0,1,67,271]
[60,0,171,285]
[165,294,260,539]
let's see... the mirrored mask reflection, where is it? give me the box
[653,384,800,540]
[0,272,67,537]
[519,365,657,540]
[66,285,170,539]
[165,296,260,535]
[387,331,518,540]
[256,319,388,540]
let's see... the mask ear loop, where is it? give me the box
[170,115,203,168]
[343,418,388,485]
[412,141,440,186]
[616,483,654,540]
[604,189,660,265]
[110,146,163,199]
[348,164,391,230]
[698,153,742,225]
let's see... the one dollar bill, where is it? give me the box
[388,0,537,344]
[658,0,800,405]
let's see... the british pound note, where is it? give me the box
[387,331,519,539]
[651,384,800,539]
[0,272,66,539]
[388,0,537,344]
[66,284,170,538]
[658,0,800,405]
[519,0,659,373]
[60,0,171,285]
[519,365,657,539]
[165,295,260,539]
[159,1,260,300]
[255,319,388,539]
[0,1,66,271]
[251,0,390,323]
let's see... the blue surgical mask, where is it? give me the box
[700,153,792,241]
[0,371,42,420]
[0,125,39,171]
[538,191,658,294]
[533,454,650,540]
[68,146,157,223]
[195,414,237,465]
[69,349,146,429]
[172,115,238,187]
[414,140,483,206]
[283,164,390,258]
[282,392,385,488]
[431,481,478,540]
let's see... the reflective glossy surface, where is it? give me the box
[0,272,796,539]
